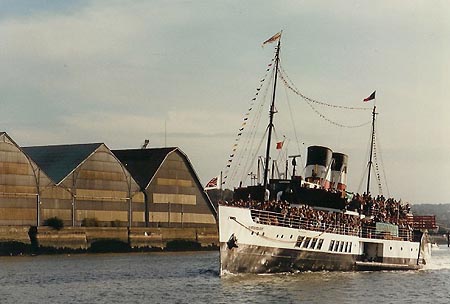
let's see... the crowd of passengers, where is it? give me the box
[219,192,413,237]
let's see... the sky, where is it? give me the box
[0,0,449,204]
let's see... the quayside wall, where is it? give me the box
[0,226,218,255]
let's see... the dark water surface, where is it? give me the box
[0,248,449,303]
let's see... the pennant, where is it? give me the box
[262,31,282,46]
[363,91,376,102]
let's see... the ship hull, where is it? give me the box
[220,242,421,273]
[219,205,426,275]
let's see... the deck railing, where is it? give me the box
[249,209,412,242]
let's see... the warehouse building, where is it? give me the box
[23,143,140,227]
[0,132,52,226]
[113,148,217,228]
[0,132,216,229]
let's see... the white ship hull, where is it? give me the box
[219,205,430,275]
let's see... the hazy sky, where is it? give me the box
[1,0,449,204]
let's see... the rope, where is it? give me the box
[303,98,372,129]
[222,50,277,187]
[278,64,372,111]
[278,68,371,128]
[283,83,304,163]
[372,130,383,195]
[375,124,391,198]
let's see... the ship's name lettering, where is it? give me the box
[249,226,263,231]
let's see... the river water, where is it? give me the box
[0,248,449,304]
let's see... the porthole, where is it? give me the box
[390,246,392,250]
[290,235,293,239]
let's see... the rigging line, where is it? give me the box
[372,133,383,195]
[235,68,275,185]
[241,128,269,185]
[271,127,287,170]
[278,68,372,128]
[375,123,391,198]
[357,165,369,194]
[231,82,270,185]
[278,65,371,111]
[283,80,303,160]
[357,129,373,194]
[223,56,276,186]
[304,98,372,129]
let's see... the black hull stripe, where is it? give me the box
[220,243,420,274]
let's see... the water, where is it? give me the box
[0,248,449,304]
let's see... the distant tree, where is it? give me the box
[43,217,64,230]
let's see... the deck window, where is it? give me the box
[333,241,340,251]
[310,238,318,249]
[303,237,311,248]
[347,242,352,253]
[317,239,324,250]
[329,240,335,251]
[295,236,305,247]
[339,242,345,252]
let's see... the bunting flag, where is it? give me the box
[262,31,282,46]
[204,175,221,190]
[222,49,278,186]
[363,91,376,102]
[276,141,284,150]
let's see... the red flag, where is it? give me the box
[276,141,283,150]
[363,91,376,102]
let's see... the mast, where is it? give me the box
[366,105,377,195]
[263,38,281,190]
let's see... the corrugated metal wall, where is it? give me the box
[0,133,41,225]
[47,145,140,227]
[143,151,216,228]
[0,133,216,229]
